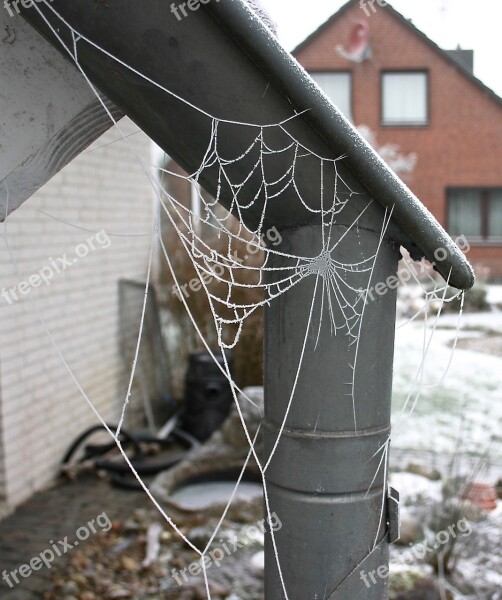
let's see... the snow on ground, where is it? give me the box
[486,285,502,307]
[389,472,443,505]
[391,311,502,468]
[437,308,502,334]
[455,502,502,599]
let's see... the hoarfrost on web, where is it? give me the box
[1,2,473,598]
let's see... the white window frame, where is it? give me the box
[381,71,429,126]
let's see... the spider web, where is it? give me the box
[2,2,471,598]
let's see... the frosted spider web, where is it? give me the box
[1,2,473,598]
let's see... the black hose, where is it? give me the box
[62,425,198,489]
[94,428,198,475]
[61,423,143,472]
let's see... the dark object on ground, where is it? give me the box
[182,351,234,441]
[61,423,198,490]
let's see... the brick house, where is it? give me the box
[293,0,502,277]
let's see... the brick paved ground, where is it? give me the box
[0,474,150,599]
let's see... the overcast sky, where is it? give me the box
[265,0,502,98]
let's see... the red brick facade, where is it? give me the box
[294,1,502,278]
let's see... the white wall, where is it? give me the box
[0,118,156,514]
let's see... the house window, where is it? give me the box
[488,190,502,238]
[448,188,502,241]
[381,71,428,126]
[310,72,352,120]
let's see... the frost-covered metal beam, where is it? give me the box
[0,9,121,220]
[18,0,473,289]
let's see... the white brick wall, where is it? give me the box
[0,118,157,514]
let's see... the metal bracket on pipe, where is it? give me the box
[387,487,400,544]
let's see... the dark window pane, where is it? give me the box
[489,190,502,238]
[448,190,482,237]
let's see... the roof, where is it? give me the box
[446,49,474,74]
[19,0,474,289]
[293,0,502,110]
